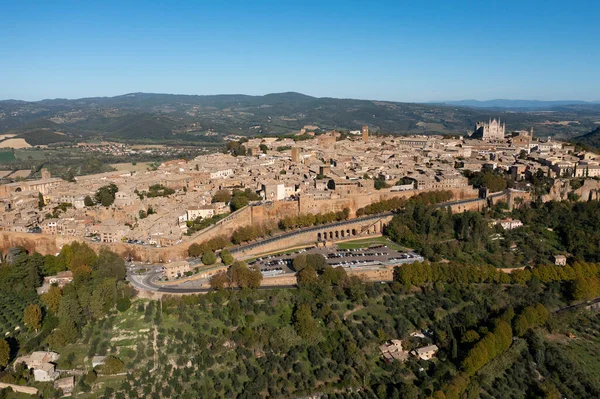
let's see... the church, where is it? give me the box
[472,118,506,141]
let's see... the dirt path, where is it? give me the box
[149,300,160,372]
[343,305,364,320]
[149,325,158,372]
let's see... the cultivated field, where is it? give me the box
[110,162,153,172]
[0,139,32,148]
[14,149,47,160]
[0,150,16,162]
[9,170,32,179]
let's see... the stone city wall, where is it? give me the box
[299,187,478,217]
[232,215,393,258]
[0,187,476,263]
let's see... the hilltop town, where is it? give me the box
[1,121,600,398]
[1,121,599,264]
[4,1,600,397]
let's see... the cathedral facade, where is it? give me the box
[473,118,506,141]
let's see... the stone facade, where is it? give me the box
[473,118,506,141]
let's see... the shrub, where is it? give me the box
[220,249,234,265]
[102,356,125,374]
[202,251,217,266]
[116,298,131,312]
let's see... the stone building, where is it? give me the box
[553,254,567,266]
[473,118,506,141]
[163,260,191,279]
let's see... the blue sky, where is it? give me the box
[1,0,598,101]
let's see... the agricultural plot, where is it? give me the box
[0,292,31,334]
[14,149,47,160]
[109,162,152,172]
[0,150,16,162]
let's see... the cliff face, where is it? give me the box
[542,179,600,202]
[576,180,600,201]
[0,231,65,257]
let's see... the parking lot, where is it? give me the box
[247,250,306,277]
[321,245,423,268]
[248,243,423,275]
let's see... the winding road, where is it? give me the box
[127,266,295,294]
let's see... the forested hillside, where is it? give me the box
[1,199,600,397]
[571,126,600,151]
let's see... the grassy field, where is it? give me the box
[110,162,152,172]
[336,236,408,251]
[0,150,16,162]
[14,149,46,160]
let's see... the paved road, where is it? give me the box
[127,268,295,294]
[126,212,399,294]
[554,296,600,313]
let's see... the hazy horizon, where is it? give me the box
[2,91,599,104]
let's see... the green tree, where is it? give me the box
[0,339,9,368]
[100,191,114,207]
[228,261,262,288]
[43,254,66,275]
[60,242,97,271]
[374,178,390,190]
[269,326,301,353]
[293,254,308,271]
[306,254,328,271]
[570,277,600,301]
[212,190,231,203]
[220,249,234,265]
[116,298,131,312]
[209,271,228,290]
[461,330,480,344]
[48,321,79,348]
[202,251,217,266]
[95,183,118,207]
[188,243,203,257]
[24,303,42,332]
[58,291,84,329]
[230,195,249,212]
[297,266,318,287]
[84,195,95,207]
[84,370,98,384]
[92,248,126,280]
[41,285,62,314]
[294,304,320,340]
[102,356,125,374]
[38,192,45,209]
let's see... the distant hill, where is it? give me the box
[571,126,600,151]
[105,114,178,140]
[1,92,600,143]
[433,99,600,110]
[2,119,75,146]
